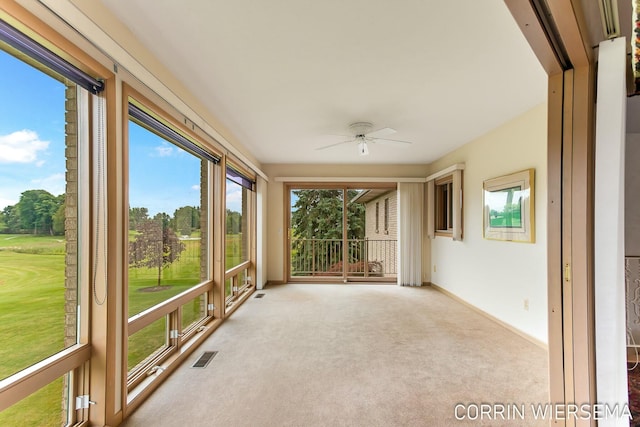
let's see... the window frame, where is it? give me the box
[123,87,221,399]
[0,7,111,424]
[427,164,464,241]
[435,177,454,233]
[224,161,256,309]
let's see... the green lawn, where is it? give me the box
[128,238,202,316]
[0,234,66,426]
[224,233,244,297]
[489,212,522,228]
[127,237,202,371]
[225,233,243,271]
[0,232,246,424]
[0,234,65,253]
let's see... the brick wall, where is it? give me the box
[62,82,78,419]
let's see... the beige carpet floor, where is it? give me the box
[122,284,549,426]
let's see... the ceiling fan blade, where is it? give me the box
[366,127,396,138]
[315,138,355,150]
[369,137,412,145]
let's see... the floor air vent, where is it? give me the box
[254,293,265,299]
[192,351,217,368]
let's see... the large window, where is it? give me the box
[0,17,103,426]
[1,7,262,425]
[126,99,216,390]
[225,165,254,304]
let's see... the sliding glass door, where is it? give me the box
[288,185,397,282]
[290,188,344,277]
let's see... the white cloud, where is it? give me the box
[30,173,65,196]
[154,143,174,157]
[226,187,243,212]
[0,130,49,164]
[191,184,200,190]
[0,196,18,210]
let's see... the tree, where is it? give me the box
[129,207,149,231]
[291,189,364,240]
[15,189,62,235]
[226,209,242,234]
[129,218,185,286]
[52,202,66,235]
[290,189,365,270]
[174,206,199,236]
[153,212,171,229]
[0,205,19,233]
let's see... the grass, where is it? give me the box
[489,212,522,228]
[128,238,202,316]
[225,233,243,271]
[127,237,203,371]
[0,234,66,426]
[1,378,66,426]
[224,234,244,297]
[0,232,247,424]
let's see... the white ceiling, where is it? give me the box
[99,0,547,165]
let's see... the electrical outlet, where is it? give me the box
[524,298,529,311]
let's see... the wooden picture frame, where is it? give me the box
[483,168,535,243]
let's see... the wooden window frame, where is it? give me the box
[427,164,464,241]
[0,4,114,425]
[224,160,256,310]
[435,177,454,235]
[123,86,222,408]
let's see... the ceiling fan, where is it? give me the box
[316,122,412,156]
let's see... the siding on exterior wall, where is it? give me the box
[364,191,397,239]
[363,191,398,276]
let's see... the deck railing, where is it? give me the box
[291,238,397,277]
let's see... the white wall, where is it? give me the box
[429,103,548,344]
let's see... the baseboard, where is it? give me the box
[264,280,285,288]
[429,282,548,350]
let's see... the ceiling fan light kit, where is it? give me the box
[316,121,413,156]
[358,140,369,156]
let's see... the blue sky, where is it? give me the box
[0,49,66,209]
[0,49,242,214]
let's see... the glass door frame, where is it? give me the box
[285,182,397,283]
